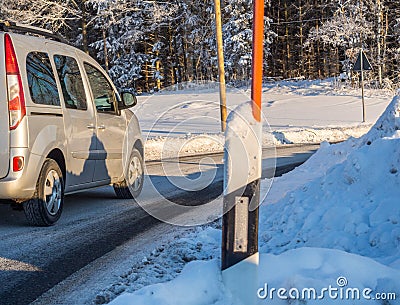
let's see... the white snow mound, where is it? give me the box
[108,248,400,305]
[261,95,400,267]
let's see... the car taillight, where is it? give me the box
[5,34,26,130]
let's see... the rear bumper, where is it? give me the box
[0,148,41,200]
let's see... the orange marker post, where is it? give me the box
[251,0,264,122]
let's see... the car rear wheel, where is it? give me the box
[23,159,64,226]
[113,149,144,199]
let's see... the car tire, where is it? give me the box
[23,159,64,226]
[113,149,144,199]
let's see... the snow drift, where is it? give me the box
[260,95,400,267]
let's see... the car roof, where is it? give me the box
[0,21,68,44]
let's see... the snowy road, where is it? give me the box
[0,144,318,305]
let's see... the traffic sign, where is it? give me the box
[353,50,372,71]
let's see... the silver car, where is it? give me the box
[0,22,144,226]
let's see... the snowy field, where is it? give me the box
[135,79,393,160]
[98,84,400,305]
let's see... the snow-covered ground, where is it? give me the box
[136,80,392,160]
[101,87,400,304]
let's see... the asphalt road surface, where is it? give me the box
[0,144,319,305]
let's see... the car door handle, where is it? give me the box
[98,125,106,130]
[86,124,96,129]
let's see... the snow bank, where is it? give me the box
[108,260,230,305]
[263,78,394,98]
[361,94,400,145]
[270,125,371,145]
[108,247,400,305]
[260,95,400,267]
[258,248,400,305]
[145,134,224,161]
[143,125,372,161]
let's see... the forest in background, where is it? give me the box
[1,0,400,92]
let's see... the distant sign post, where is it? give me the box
[353,50,372,123]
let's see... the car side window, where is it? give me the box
[84,63,117,114]
[26,52,60,106]
[54,55,87,110]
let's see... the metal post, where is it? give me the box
[360,50,366,123]
[102,29,109,73]
[222,0,264,304]
[213,0,227,132]
[360,0,366,123]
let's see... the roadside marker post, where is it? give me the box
[222,0,264,304]
[214,0,228,132]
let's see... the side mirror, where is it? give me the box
[119,91,137,110]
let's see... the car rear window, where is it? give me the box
[54,55,87,111]
[26,52,60,106]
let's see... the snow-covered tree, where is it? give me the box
[222,0,275,82]
[306,0,372,49]
[1,0,81,32]
[1,0,94,52]
[176,0,215,82]
[222,0,254,81]
[87,0,128,72]
[88,0,178,90]
[305,0,373,81]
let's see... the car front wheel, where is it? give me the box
[113,149,144,199]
